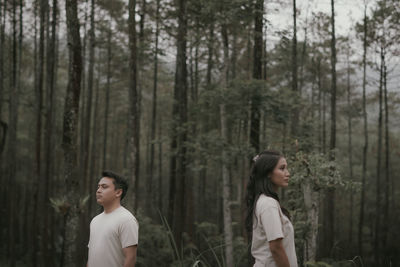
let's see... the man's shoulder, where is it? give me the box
[117,206,139,225]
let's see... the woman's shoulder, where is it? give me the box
[256,194,280,210]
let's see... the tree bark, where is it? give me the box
[374,45,384,266]
[0,0,4,133]
[250,0,263,152]
[358,4,368,257]
[35,0,47,262]
[88,67,100,218]
[290,0,298,137]
[168,0,188,247]
[43,0,58,263]
[62,0,82,265]
[7,1,19,265]
[220,21,234,267]
[128,0,140,210]
[302,159,319,263]
[346,43,354,245]
[147,0,160,219]
[324,0,337,256]
[382,58,389,259]
[83,0,95,194]
[102,25,112,171]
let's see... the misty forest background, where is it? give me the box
[0,0,399,266]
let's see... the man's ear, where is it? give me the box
[115,188,123,198]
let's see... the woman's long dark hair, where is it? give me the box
[245,150,290,233]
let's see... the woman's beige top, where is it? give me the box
[251,194,298,267]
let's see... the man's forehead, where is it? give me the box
[98,177,114,185]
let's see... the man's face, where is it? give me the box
[96,177,121,206]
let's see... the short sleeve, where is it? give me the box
[119,217,139,248]
[258,199,284,242]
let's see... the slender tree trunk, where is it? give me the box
[324,0,337,256]
[199,20,215,220]
[206,22,214,86]
[358,4,368,257]
[322,86,326,154]
[220,21,234,267]
[302,159,319,262]
[317,57,322,152]
[7,1,19,265]
[31,2,40,265]
[35,0,47,262]
[79,0,88,169]
[168,0,188,247]
[383,61,390,261]
[83,0,95,194]
[0,0,4,133]
[147,0,160,219]
[250,0,263,152]
[88,67,100,218]
[158,118,163,213]
[374,46,384,266]
[43,0,58,264]
[62,0,82,265]
[128,0,140,210]
[346,44,354,246]
[102,26,112,171]
[291,0,298,137]
[329,0,337,160]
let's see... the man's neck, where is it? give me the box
[103,201,121,214]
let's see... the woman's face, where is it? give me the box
[270,157,290,192]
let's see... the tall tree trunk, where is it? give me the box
[358,4,368,257]
[199,19,215,221]
[7,1,19,265]
[346,44,354,246]
[168,0,188,247]
[44,0,58,264]
[206,22,214,86]
[147,0,160,219]
[128,0,140,210]
[102,25,112,170]
[317,58,322,152]
[62,0,82,265]
[374,45,384,266]
[88,67,100,218]
[322,87,326,154]
[382,58,389,261]
[0,0,4,142]
[250,0,263,152]
[220,21,234,267]
[31,2,40,265]
[35,0,47,263]
[290,0,298,137]
[302,158,319,263]
[83,0,95,194]
[79,0,88,170]
[324,0,337,256]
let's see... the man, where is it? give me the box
[87,171,139,267]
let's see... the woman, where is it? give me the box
[246,150,298,267]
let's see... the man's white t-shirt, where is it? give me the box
[88,206,139,267]
[251,195,298,267]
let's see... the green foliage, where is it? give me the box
[150,219,248,267]
[290,151,345,190]
[135,213,175,267]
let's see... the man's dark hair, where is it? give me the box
[102,170,129,200]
